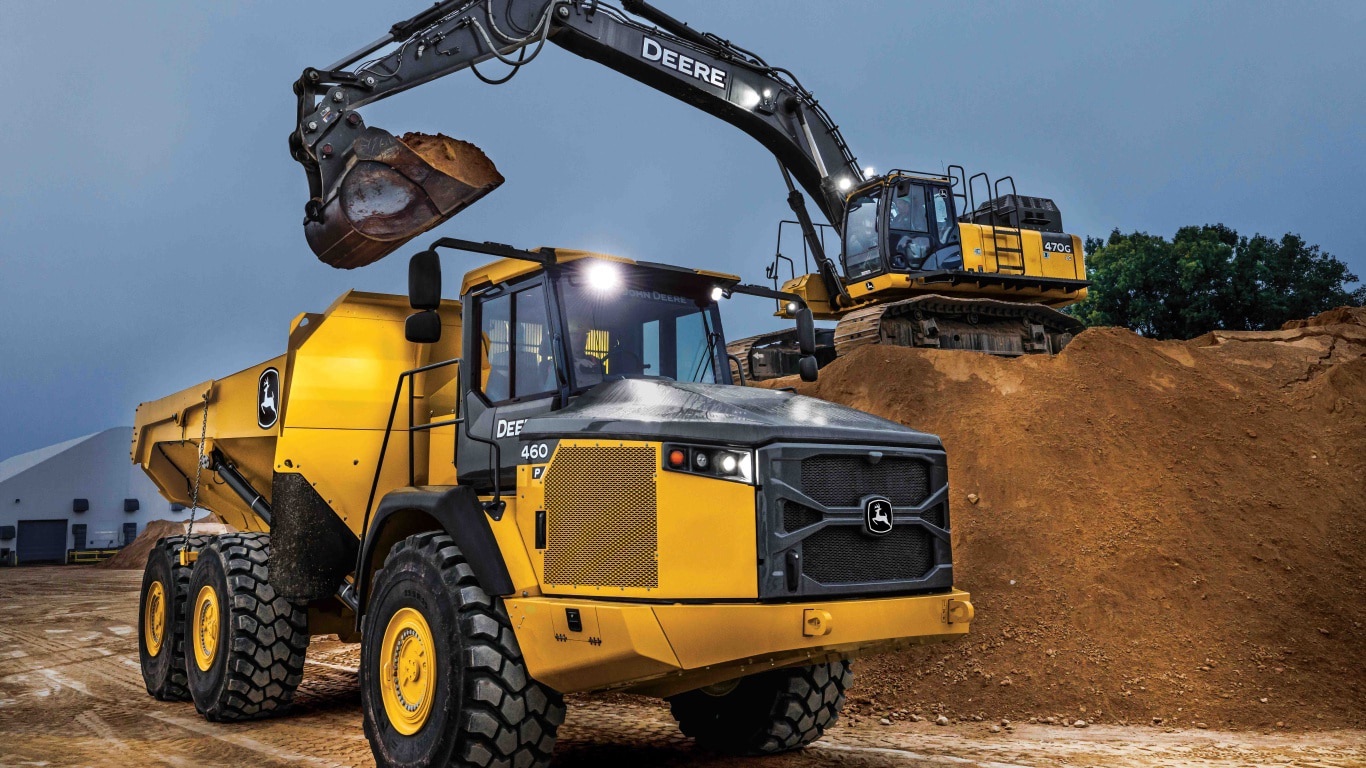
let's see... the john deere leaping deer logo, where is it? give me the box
[863,495,893,536]
[257,368,280,429]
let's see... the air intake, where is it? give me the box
[543,446,659,589]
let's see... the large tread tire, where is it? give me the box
[138,534,213,701]
[185,533,309,721]
[669,661,852,755]
[361,531,565,768]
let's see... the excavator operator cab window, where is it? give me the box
[884,181,964,273]
[887,182,931,271]
[842,189,883,280]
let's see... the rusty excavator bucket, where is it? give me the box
[304,128,504,269]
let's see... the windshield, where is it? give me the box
[843,190,881,279]
[557,266,722,390]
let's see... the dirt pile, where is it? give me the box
[780,308,1366,730]
[100,516,234,570]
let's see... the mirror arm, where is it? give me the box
[727,283,806,309]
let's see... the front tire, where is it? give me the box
[185,533,309,721]
[669,661,852,755]
[138,534,212,701]
[361,532,564,768]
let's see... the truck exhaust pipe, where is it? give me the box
[304,128,504,269]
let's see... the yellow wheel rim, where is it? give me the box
[380,607,437,735]
[192,584,221,672]
[143,580,167,657]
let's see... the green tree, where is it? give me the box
[1070,225,1364,339]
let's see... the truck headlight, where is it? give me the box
[719,453,738,474]
[663,444,753,484]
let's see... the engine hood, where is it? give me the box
[522,379,941,450]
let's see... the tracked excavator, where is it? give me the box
[290,0,1090,381]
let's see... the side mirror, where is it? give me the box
[409,249,442,310]
[405,310,442,344]
[795,307,816,356]
[799,355,819,383]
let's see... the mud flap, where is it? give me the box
[305,128,503,269]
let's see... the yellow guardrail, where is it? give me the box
[67,549,121,564]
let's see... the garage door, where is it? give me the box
[17,519,68,564]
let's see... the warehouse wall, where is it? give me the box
[0,428,191,561]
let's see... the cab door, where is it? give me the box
[886,180,962,273]
[458,277,564,494]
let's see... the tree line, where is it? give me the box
[1068,224,1364,339]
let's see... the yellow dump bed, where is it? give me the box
[131,290,462,533]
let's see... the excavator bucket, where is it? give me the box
[304,128,504,269]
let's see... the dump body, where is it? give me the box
[132,290,464,534]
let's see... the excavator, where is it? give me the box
[289,0,1090,380]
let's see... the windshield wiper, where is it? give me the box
[690,330,722,383]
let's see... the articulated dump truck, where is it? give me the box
[130,240,973,767]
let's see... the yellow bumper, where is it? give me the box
[505,590,973,697]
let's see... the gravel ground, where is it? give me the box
[1,567,1361,768]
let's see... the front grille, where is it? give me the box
[921,503,945,529]
[800,456,930,507]
[543,446,658,589]
[781,500,823,532]
[801,526,934,584]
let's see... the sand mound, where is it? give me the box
[99,515,234,570]
[776,307,1365,730]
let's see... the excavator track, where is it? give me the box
[727,328,836,382]
[834,295,1083,358]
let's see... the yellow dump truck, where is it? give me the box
[131,238,973,767]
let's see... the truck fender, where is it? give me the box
[356,486,515,618]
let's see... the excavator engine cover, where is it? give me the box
[305,128,504,269]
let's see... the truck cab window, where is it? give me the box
[480,284,554,403]
[557,266,721,390]
[842,191,882,279]
[514,286,556,397]
[480,293,511,402]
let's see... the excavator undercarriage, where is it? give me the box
[728,295,1083,380]
[833,295,1083,357]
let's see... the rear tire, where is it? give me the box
[138,534,212,701]
[185,533,309,721]
[668,661,852,755]
[361,531,564,768]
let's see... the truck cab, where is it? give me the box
[454,252,736,493]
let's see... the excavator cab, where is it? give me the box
[841,174,963,282]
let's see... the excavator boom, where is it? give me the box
[292,0,862,269]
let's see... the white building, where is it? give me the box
[0,427,191,565]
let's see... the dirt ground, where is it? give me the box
[1,568,1362,768]
[769,309,1366,731]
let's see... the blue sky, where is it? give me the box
[1,0,1363,460]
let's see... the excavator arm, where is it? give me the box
[292,0,861,285]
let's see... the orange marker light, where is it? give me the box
[668,449,686,468]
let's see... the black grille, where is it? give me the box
[781,501,823,532]
[801,526,934,584]
[800,456,930,507]
[921,503,946,529]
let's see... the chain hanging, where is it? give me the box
[182,391,210,556]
